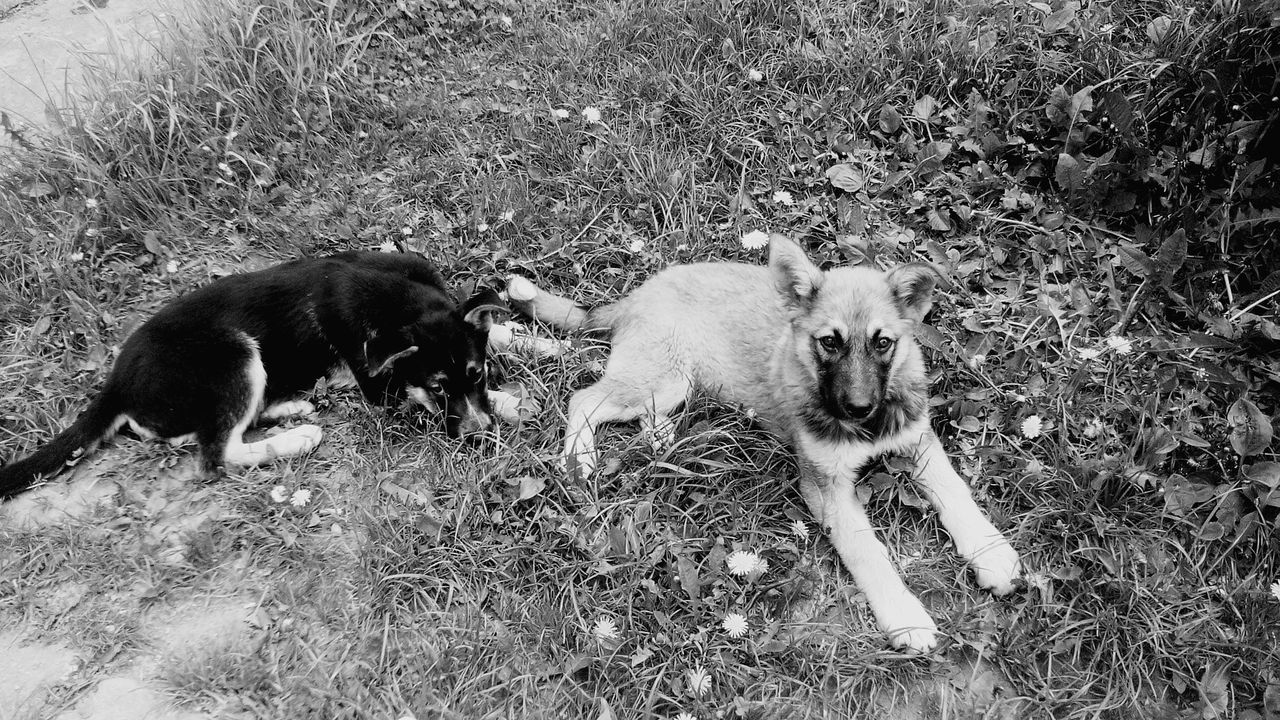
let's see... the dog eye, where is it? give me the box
[817,335,841,352]
[874,336,895,353]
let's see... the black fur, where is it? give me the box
[0,251,502,500]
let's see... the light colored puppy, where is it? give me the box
[507,235,1022,651]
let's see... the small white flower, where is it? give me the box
[1012,393,1028,403]
[500,209,515,222]
[772,190,794,206]
[726,550,765,576]
[1105,335,1133,354]
[675,243,689,251]
[477,222,490,233]
[687,666,711,696]
[628,238,645,253]
[84,197,98,209]
[1271,581,1280,602]
[740,230,770,250]
[165,260,179,274]
[69,252,85,262]
[552,108,570,119]
[721,612,749,638]
[791,519,810,540]
[270,485,289,503]
[1077,347,1101,361]
[1083,418,1106,438]
[582,106,602,124]
[378,240,398,253]
[674,713,697,720]
[747,68,764,82]
[593,616,619,642]
[1021,415,1043,439]
[401,225,413,236]
[290,488,312,507]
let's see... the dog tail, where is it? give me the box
[505,276,607,333]
[0,394,120,500]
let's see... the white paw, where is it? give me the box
[262,400,316,420]
[886,624,940,653]
[971,538,1023,596]
[641,415,677,454]
[506,275,539,302]
[271,424,323,457]
[560,448,596,479]
[875,596,939,653]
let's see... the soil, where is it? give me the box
[0,0,192,144]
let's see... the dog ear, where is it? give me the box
[365,333,420,376]
[886,263,941,322]
[769,234,824,309]
[462,286,510,331]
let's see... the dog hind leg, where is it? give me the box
[198,344,323,474]
[906,429,1022,594]
[564,372,691,477]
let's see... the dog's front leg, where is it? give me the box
[796,450,939,652]
[906,428,1022,595]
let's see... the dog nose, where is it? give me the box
[844,402,875,419]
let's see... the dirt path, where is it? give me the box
[0,0,193,143]
[0,465,244,720]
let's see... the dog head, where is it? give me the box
[366,287,508,438]
[769,235,935,440]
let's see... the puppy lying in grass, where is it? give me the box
[506,235,1023,651]
[0,251,506,499]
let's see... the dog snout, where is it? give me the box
[843,401,876,420]
[448,394,494,438]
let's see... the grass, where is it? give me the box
[1,0,1278,718]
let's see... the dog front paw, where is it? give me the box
[886,624,939,654]
[971,539,1023,596]
[874,594,939,653]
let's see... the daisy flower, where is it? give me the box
[165,260,179,274]
[675,713,697,720]
[721,613,749,638]
[593,616,620,643]
[687,666,711,696]
[1083,418,1106,438]
[747,69,764,82]
[740,230,770,250]
[1077,347,1101,361]
[726,550,766,576]
[628,238,645,253]
[791,519,810,540]
[378,240,398,253]
[582,106,602,124]
[1105,335,1133,354]
[1020,415,1043,439]
[1271,580,1280,602]
[552,107,570,119]
[772,190,794,206]
[290,488,312,507]
[270,485,289,503]
[69,252,85,262]
[84,197,99,209]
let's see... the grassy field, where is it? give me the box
[1,0,1278,718]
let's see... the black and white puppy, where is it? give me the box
[0,250,505,499]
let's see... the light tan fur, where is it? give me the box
[509,235,1021,651]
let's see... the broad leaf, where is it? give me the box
[1228,397,1272,457]
[825,164,866,192]
[1055,153,1082,192]
[878,104,903,134]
